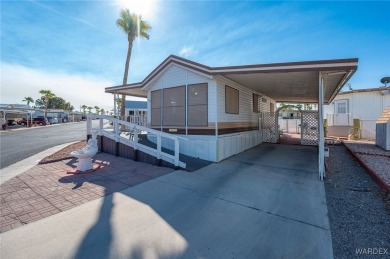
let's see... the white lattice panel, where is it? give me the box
[301,111,319,145]
[261,112,277,143]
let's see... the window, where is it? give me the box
[151,90,161,126]
[188,83,208,126]
[163,86,185,126]
[128,110,134,116]
[253,93,259,113]
[225,85,239,114]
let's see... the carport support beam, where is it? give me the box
[318,72,325,180]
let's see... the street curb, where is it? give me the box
[0,141,79,184]
[0,122,83,133]
[342,141,390,192]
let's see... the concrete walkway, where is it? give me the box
[0,143,333,258]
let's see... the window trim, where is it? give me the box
[187,83,208,127]
[162,85,186,127]
[225,85,239,115]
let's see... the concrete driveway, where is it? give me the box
[0,143,333,258]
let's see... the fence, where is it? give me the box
[87,115,186,168]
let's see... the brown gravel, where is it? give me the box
[343,140,390,190]
[39,141,86,164]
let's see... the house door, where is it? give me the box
[334,100,350,125]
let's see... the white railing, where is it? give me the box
[87,115,186,168]
[326,113,352,126]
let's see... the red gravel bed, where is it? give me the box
[343,140,390,191]
[39,141,86,164]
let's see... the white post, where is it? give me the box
[133,125,138,145]
[99,118,103,135]
[87,115,92,136]
[174,138,179,167]
[113,94,117,116]
[318,72,325,180]
[157,135,161,159]
[114,119,119,141]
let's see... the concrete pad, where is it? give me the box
[0,143,333,258]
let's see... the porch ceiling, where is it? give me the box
[222,69,350,104]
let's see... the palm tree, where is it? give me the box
[39,90,56,118]
[22,97,34,106]
[116,9,151,119]
[94,106,100,115]
[81,105,88,114]
[87,107,93,114]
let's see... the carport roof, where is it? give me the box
[105,55,358,104]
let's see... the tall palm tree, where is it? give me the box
[81,105,88,114]
[39,90,56,118]
[116,9,151,119]
[87,107,93,114]
[22,97,34,106]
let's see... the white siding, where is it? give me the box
[147,130,262,162]
[146,64,216,125]
[325,90,390,121]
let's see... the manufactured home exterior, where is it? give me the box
[142,64,275,161]
[324,87,390,139]
[105,55,358,179]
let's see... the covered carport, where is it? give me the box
[212,58,358,179]
[0,104,34,129]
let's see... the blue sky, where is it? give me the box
[1,0,389,110]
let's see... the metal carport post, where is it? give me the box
[318,72,325,180]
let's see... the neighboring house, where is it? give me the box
[324,87,390,139]
[125,100,147,116]
[278,108,301,119]
[33,109,70,123]
[105,54,357,181]
[125,100,147,126]
[69,111,83,122]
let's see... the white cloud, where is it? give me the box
[0,62,118,112]
[179,46,197,58]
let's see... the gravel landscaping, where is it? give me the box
[343,140,390,189]
[325,144,390,259]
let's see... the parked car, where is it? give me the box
[47,117,59,124]
[18,118,48,126]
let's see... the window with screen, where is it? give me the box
[163,86,185,126]
[151,90,161,126]
[253,93,259,113]
[188,83,208,126]
[225,85,239,114]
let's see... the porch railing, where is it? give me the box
[87,115,186,168]
[326,113,352,126]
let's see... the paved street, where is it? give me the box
[0,121,99,169]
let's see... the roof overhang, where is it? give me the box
[105,55,358,104]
